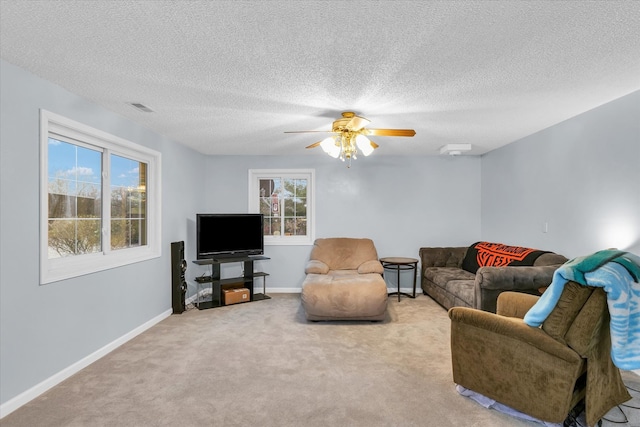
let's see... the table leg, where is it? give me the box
[412,262,417,297]
[396,265,401,302]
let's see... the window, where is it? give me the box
[40,110,161,284]
[248,169,315,245]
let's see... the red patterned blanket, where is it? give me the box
[461,241,548,274]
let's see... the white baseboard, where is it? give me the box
[387,287,420,295]
[257,287,420,295]
[188,285,420,296]
[0,308,172,419]
[265,287,302,293]
[185,292,201,304]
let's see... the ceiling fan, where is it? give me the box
[285,112,416,167]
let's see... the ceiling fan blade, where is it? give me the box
[365,128,416,137]
[346,115,370,132]
[369,140,379,149]
[305,141,322,149]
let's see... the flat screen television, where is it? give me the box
[196,213,264,259]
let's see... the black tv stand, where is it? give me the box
[192,255,270,309]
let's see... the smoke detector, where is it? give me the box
[439,144,472,156]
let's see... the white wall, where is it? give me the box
[481,90,640,258]
[0,60,207,410]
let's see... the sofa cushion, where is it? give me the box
[424,267,475,288]
[309,237,380,270]
[461,241,550,274]
[445,280,475,306]
[301,272,388,320]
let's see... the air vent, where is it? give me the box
[129,102,154,113]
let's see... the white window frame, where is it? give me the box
[248,169,315,246]
[40,110,162,284]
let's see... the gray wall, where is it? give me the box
[0,59,482,408]
[481,90,640,258]
[0,60,206,407]
[5,56,636,412]
[188,155,482,290]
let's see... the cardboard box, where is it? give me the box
[223,288,250,305]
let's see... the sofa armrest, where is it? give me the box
[475,264,558,291]
[448,307,578,363]
[419,247,467,271]
[305,260,330,274]
[358,260,384,274]
[474,265,558,312]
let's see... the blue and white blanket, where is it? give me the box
[524,250,640,370]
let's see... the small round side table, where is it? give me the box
[380,257,418,302]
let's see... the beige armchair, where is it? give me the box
[301,238,388,321]
[449,283,630,426]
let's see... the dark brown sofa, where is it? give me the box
[419,242,567,312]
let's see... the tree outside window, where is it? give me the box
[41,110,161,284]
[250,169,314,245]
[110,155,147,250]
[47,142,148,257]
[47,139,102,257]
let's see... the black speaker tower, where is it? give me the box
[171,241,187,314]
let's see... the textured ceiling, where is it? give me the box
[1,0,639,156]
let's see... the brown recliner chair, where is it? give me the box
[449,282,631,426]
[301,238,388,321]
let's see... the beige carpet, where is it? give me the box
[2,294,639,426]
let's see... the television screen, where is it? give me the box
[196,214,264,259]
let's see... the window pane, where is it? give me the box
[284,218,308,236]
[110,155,147,250]
[250,169,314,246]
[265,217,281,236]
[296,197,307,216]
[260,178,281,233]
[47,138,102,257]
[282,178,307,236]
[47,219,102,258]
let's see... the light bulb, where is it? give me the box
[355,134,374,156]
[320,136,340,158]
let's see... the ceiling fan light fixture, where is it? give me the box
[287,111,415,167]
[355,134,374,156]
[320,136,340,158]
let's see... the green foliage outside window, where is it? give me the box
[260,178,307,236]
[47,139,147,258]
